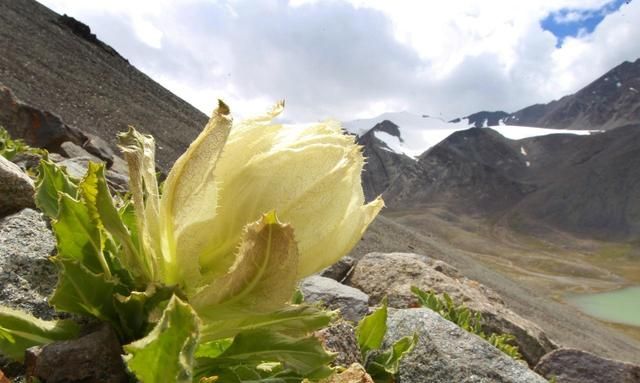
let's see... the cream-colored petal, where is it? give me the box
[191,211,298,318]
[198,118,380,280]
[118,127,162,281]
[160,101,232,288]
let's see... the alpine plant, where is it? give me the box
[0,100,383,382]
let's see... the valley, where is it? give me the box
[350,211,640,362]
[386,207,640,337]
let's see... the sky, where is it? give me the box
[37,0,639,123]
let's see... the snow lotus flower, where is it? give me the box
[118,101,383,315]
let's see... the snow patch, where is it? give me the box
[526,161,531,167]
[520,146,528,156]
[345,111,600,159]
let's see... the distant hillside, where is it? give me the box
[383,125,640,240]
[505,59,640,131]
[356,120,414,201]
[0,0,207,169]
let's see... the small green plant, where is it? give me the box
[0,126,44,161]
[0,101,384,382]
[355,298,417,383]
[411,286,523,360]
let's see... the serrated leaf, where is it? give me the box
[124,295,200,383]
[367,334,417,383]
[113,284,177,341]
[49,258,120,324]
[35,159,79,218]
[196,338,234,359]
[0,306,80,362]
[52,192,113,278]
[80,161,148,282]
[201,305,334,342]
[198,329,334,379]
[356,297,388,358]
[191,212,298,323]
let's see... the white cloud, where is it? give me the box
[36,0,640,122]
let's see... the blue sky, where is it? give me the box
[541,0,628,47]
[36,0,640,121]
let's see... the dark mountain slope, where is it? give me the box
[0,0,207,169]
[505,59,640,131]
[513,125,640,239]
[357,120,414,201]
[384,126,640,240]
[385,128,534,214]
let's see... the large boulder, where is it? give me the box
[0,209,57,319]
[534,348,640,383]
[0,86,114,165]
[0,156,35,216]
[348,252,555,366]
[25,325,128,383]
[386,308,547,383]
[299,276,369,322]
[0,86,84,151]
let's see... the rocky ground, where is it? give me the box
[0,0,207,170]
[349,213,640,366]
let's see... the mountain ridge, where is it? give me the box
[0,0,207,170]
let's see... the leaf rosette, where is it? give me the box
[0,101,383,382]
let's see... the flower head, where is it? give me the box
[118,101,383,315]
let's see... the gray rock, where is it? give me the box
[10,152,42,172]
[347,253,555,367]
[56,156,96,179]
[55,156,129,193]
[534,348,640,383]
[109,155,129,176]
[315,320,361,367]
[386,308,547,383]
[0,157,35,216]
[348,252,555,366]
[59,141,103,163]
[0,209,57,319]
[25,325,128,383]
[320,256,355,282]
[299,276,369,322]
[82,134,115,167]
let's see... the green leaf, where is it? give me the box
[191,212,299,325]
[0,306,80,362]
[367,334,418,383]
[52,193,111,277]
[113,284,177,341]
[124,295,200,383]
[197,329,334,379]
[35,159,79,218]
[201,305,334,342]
[196,338,234,359]
[356,297,388,358]
[49,258,120,324]
[80,162,149,283]
[291,289,304,305]
[201,363,307,383]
